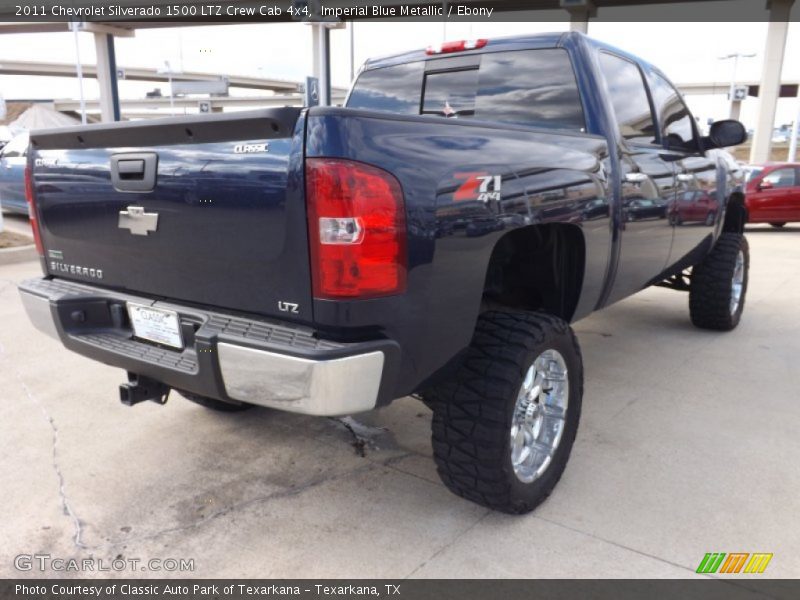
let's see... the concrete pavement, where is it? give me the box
[1,223,798,579]
[1,212,32,237]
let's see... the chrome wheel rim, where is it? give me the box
[510,349,569,484]
[730,249,744,315]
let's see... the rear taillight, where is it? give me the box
[24,166,44,257]
[426,39,488,55]
[306,158,406,300]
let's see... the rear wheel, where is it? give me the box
[689,233,749,331]
[178,391,254,412]
[427,311,583,514]
[770,222,786,228]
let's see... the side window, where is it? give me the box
[597,52,656,144]
[649,73,697,152]
[763,168,796,188]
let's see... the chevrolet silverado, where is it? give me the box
[19,32,749,513]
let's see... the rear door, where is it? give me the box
[30,109,314,322]
[597,52,676,304]
[759,166,799,221]
[791,167,800,221]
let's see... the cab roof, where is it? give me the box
[362,31,660,75]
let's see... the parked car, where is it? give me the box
[19,32,749,514]
[623,198,668,221]
[771,127,792,144]
[670,189,720,226]
[744,162,800,227]
[0,131,30,215]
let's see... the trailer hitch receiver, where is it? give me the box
[119,372,171,407]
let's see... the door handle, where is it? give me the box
[624,172,648,183]
[110,153,158,192]
[117,159,145,178]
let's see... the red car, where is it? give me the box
[744,163,800,227]
[669,189,720,226]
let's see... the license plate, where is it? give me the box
[127,303,184,349]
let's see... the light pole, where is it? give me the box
[157,61,181,116]
[718,52,755,120]
[349,21,355,83]
[70,21,87,124]
[789,96,799,162]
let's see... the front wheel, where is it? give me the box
[770,222,786,228]
[689,233,749,331]
[428,311,583,514]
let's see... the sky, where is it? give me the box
[0,16,799,130]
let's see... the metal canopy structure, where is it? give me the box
[0,59,348,94]
[1,60,292,92]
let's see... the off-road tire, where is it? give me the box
[178,391,254,412]
[428,311,583,514]
[770,222,786,228]
[689,233,749,331]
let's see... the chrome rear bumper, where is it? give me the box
[217,343,384,415]
[19,278,396,416]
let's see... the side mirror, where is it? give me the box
[757,180,774,191]
[705,120,747,149]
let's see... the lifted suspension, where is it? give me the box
[655,269,692,292]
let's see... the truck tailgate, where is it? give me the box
[29,109,313,322]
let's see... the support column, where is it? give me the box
[750,0,794,164]
[788,93,799,162]
[569,12,589,33]
[310,23,331,106]
[561,0,595,34]
[93,32,120,122]
[730,100,742,121]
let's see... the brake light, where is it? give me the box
[426,39,488,55]
[306,158,407,299]
[24,166,44,256]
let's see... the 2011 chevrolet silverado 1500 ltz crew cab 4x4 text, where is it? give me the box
[19,33,749,514]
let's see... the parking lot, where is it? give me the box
[1,214,798,579]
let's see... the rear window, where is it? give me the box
[347,62,423,115]
[348,48,585,131]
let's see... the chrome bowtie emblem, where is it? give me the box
[119,206,159,236]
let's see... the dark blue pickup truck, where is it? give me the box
[19,32,749,513]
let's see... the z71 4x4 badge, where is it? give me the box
[454,172,502,203]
